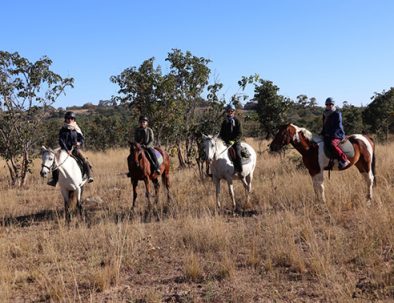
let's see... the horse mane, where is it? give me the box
[290,124,313,141]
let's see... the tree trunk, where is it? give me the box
[20,148,29,187]
[6,160,19,186]
[177,140,186,168]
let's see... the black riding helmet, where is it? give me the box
[139,115,149,122]
[325,97,335,105]
[64,111,76,120]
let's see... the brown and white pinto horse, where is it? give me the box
[127,142,171,218]
[270,124,376,204]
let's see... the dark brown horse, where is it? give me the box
[127,142,171,217]
[270,123,376,204]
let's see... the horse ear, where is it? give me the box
[41,146,47,153]
[214,133,219,139]
[202,133,208,139]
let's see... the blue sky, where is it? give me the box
[2,0,393,108]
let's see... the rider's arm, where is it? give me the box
[145,128,154,148]
[77,132,84,147]
[59,128,68,151]
[234,118,243,142]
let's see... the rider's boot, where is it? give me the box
[234,158,243,175]
[152,156,161,175]
[84,161,94,183]
[47,169,59,187]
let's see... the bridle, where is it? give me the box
[206,137,231,160]
[41,150,70,172]
[130,143,144,167]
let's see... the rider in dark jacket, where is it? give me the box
[321,97,350,169]
[134,116,161,174]
[219,104,243,173]
[47,111,94,186]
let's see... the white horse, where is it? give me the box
[40,146,87,224]
[201,135,257,211]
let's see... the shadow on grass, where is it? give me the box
[1,209,64,227]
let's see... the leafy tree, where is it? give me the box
[111,49,215,167]
[309,97,317,108]
[253,79,290,139]
[0,51,73,186]
[363,88,394,140]
[165,49,212,165]
[341,101,364,134]
[296,94,308,108]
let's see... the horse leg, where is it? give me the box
[360,170,374,205]
[153,178,161,220]
[363,172,374,205]
[64,198,71,225]
[77,187,84,222]
[226,178,237,212]
[61,188,71,225]
[312,172,326,203]
[131,180,138,210]
[144,178,152,222]
[241,174,252,207]
[161,172,171,215]
[213,177,221,210]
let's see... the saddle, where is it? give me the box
[73,156,89,179]
[143,148,163,173]
[323,137,354,170]
[323,138,355,159]
[228,145,252,165]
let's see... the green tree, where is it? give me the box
[111,49,215,167]
[296,94,308,108]
[0,51,73,186]
[253,79,290,139]
[341,101,364,134]
[363,88,394,140]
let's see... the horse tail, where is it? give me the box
[372,150,376,187]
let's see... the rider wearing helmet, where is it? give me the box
[219,104,243,174]
[321,97,350,169]
[47,111,94,186]
[134,115,161,174]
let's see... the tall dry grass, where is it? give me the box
[0,139,393,302]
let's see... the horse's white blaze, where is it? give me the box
[202,136,256,210]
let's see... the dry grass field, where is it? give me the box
[0,139,393,302]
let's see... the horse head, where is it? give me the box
[40,146,55,178]
[270,124,314,153]
[269,124,296,152]
[129,141,144,167]
[201,134,219,161]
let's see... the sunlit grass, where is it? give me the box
[0,139,393,301]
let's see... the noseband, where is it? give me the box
[41,151,70,172]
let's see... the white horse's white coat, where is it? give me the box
[202,135,257,210]
[40,147,86,222]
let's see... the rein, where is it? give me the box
[214,139,232,159]
[42,150,71,172]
